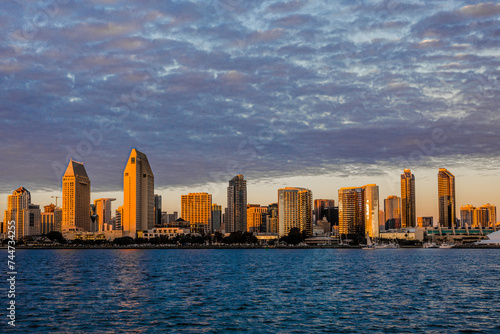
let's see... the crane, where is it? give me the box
[51,196,61,207]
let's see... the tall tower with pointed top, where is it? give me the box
[401,169,416,228]
[62,160,91,231]
[438,168,456,228]
[123,149,154,236]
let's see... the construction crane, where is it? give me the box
[51,196,61,207]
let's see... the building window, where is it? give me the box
[131,158,135,164]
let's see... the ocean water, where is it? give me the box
[3,248,500,333]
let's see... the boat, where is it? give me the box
[439,243,455,249]
[423,242,439,248]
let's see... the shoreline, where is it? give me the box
[2,244,500,250]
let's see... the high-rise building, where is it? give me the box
[94,198,116,231]
[339,184,379,239]
[41,203,62,234]
[266,203,278,234]
[226,174,247,232]
[181,193,212,233]
[313,199,335,223]
[154,195,162,226]
[481,204,497,229]
[115,206,123,231]
[212,204,222,231]
[460,205,474,228]
[461,204,497,229]
[247,204,267,233]
[123,149,154,236]
[438,168,456,228]
[278,187,312,237]
[418,217,434,228]
[62,160,91,231]
[384,195,401,230]
[4,187,31,239]
[401,169,416,228]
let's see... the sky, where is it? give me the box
[1,0,500,220]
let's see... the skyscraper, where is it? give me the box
[94,198,116,231]
[154,195,162,226]
[266,203,278,234]
[401,169,416,228]
[181,193,212,233]
[438,168,456,228]
[62,160,91,231]
[226,174,247,232]
[313,199,335,223]
[339,184,379,239]
[41,204,62,234]
[123,149,154,236]
[212,204,222,231]
[4,187,32,239]
[384,195,401,229]
[278,187,312,237]
[247,204,267,233]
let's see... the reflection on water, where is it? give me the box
[7,249,500,333]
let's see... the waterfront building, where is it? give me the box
[339,184,379,239]
[247,204,267,233]
[115,206,123,230]
[226,174,247,232]
[401,169,416,228]
[154,195,162,226]
[62,160,91,231]
[461,204,497,229]
[417,216,433,228]
[4,187,31,239]
[212,204,222,231]
[313,199,335,223]
[266,203,278,234]
[438,168,456,228]
[278,187,312,237]
[384,196,401,230]
[379,210,385,231]
[94,198,116,232]
[123,149,155,236]
[181,193,212,233]
[139,227,191,239]
[41,204,62,234]
[460,205,475,228]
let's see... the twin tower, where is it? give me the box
[62,149,154,236]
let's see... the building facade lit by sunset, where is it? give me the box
[313,199,335,223]
[62,160,91,231]
[339,184,379,238]
[181,193,212,233]
[278,187,312,237]
[438,168,456,228]
[226,174,247,232]
[401,169,416,228]
[460,203,497,229]
[247,204,267,233]
[123,149,154,236]
[4,187,33,239]
[384,195,401,230]
[94,198,116,232]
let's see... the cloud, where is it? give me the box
[459,3,500,18]
[0,0,499,197]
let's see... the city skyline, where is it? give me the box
[1,160,499,225]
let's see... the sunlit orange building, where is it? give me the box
[181,193,212,233]
[62,160,91,231]
[123,149,154,236]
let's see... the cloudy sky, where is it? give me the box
[1,0,499,217]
